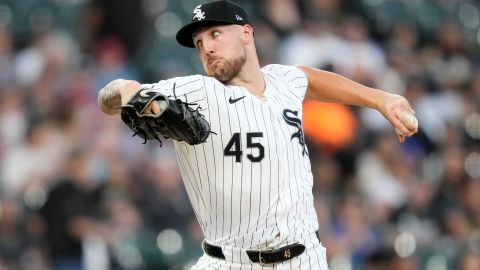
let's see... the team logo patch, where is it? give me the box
[283,109,308,156]
[193,5,205,21]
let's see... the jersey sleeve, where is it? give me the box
[263,64,309,100]
[140,75,208,111]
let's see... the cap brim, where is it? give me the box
[176,19,233,48]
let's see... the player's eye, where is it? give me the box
[212,30,220,38]
[195,40,203,48]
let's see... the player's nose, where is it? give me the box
[201,38,216,54]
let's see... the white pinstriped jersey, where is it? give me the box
[142,64,319,250]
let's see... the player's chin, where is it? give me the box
[210,69,232,83]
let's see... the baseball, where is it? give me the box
[400,113,418,130]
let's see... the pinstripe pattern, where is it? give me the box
[141,65,327,269]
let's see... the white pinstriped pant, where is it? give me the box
[191,233,329,270]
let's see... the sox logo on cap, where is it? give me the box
[193,5,206,21]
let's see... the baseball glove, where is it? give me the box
[120,88,211,146]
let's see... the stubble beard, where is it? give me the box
[208,53,246,84]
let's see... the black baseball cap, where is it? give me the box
[176,0,250,48]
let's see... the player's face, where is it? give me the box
[193,24,247,83]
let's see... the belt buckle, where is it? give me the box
[258,251,266,264]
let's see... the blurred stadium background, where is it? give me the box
[0,0,480,269]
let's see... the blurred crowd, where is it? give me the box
[0,0,480,269]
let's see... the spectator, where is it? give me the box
[279,12,344,71]
[39,148,110,270]
[457,251,480,270]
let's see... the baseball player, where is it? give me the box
[97,1,418,269]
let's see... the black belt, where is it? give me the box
[202,231,320,264]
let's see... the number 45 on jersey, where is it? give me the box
[224,132,264,162]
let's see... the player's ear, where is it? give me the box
[242,24,254,44]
